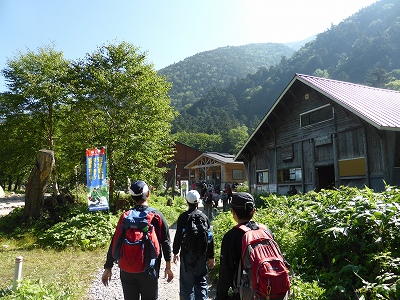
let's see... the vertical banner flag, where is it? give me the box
[86,147,109,212]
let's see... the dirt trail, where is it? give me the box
[0,193,25,216]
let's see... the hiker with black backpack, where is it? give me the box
[216,192,292,300]
[203,187,214,219]
[173,189,215,300]
[101,180,174,300]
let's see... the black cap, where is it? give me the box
[231,192,255,211]
[129,180,149,196]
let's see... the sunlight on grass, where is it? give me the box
[0,244,107,298]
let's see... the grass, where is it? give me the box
[0,236,108,299]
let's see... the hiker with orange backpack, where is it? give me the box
[101,180,174,299]
[216,192,292,300]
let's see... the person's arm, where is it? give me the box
[206,218,214,260]
[102,236,115,286]
[207,219,215,269]
[172,214,184,255]
[102,268,112,286]
[216,234,234,299]
[156,211,174,281]
[173,213,184,264]
[216,229,242,300]
[158,212,172,261]
[164,261,174,282]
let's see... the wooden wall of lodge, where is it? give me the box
[246,82,400,195]
[193,163,246,186]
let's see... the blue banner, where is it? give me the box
[86,147,109,212]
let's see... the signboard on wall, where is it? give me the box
[86,147,109,212]
[339,157,366,177]
[281,144,293,161]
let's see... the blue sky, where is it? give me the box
[1,0,378,91]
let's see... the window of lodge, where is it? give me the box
[300,104,333,127]
[256,170,269,184]
[278,168,302,183]
[232,169,243,180]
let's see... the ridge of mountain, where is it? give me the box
[283,35,316,51]
[158,42,296,110]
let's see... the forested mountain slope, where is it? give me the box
[173,0,400,146]
[158,43,295,110]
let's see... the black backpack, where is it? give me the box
[183,209,209,255]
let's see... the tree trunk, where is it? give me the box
[7,176,12,191]
[13,176,22,192]
[23,149,55,220]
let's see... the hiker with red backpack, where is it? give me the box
[216,192,292,300]
[101,180,174,300]
[173,190,215,300]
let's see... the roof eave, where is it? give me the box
[235,74,299,161]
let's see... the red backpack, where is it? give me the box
[235,222,290,300]
[111,207,161,277]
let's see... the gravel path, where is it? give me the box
[0,193,25,216]
[85,227,182,300]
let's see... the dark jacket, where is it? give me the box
[216,221,274,300]
[172,207,214,259]
[104,205,172,277]
[216,222,246,300]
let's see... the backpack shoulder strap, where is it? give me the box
[235,221,260,232]
[145,206,156,212]
[189,208,199,216]
[236,224,251,232]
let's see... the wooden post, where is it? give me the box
[23,149,55,220]
[13,256,23,290]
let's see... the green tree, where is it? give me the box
[224,125,249,155]
[0,114,33,191]
[173,131,223,152]
[71,42,176,201]
[364,67,392,88]
[384,79,400,91]
[313,68,330,78]
[1,45,71,195]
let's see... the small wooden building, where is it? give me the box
[164,142,203,187]
[235,74,400,195]
[185,152,247,191]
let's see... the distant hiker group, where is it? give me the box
[101,180,292,300]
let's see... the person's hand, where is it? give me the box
[101,268,112,286]
[207,258,215,270]
[164,267,174,283]
[173,254,179,264]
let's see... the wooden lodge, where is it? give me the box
[235,74,400,195]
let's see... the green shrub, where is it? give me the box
[38,212,118,250]
[0,208,25,235]
[0,279,72,299]
[210,186,400,300]
[149,194,187,225]
[235,182,249,192]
